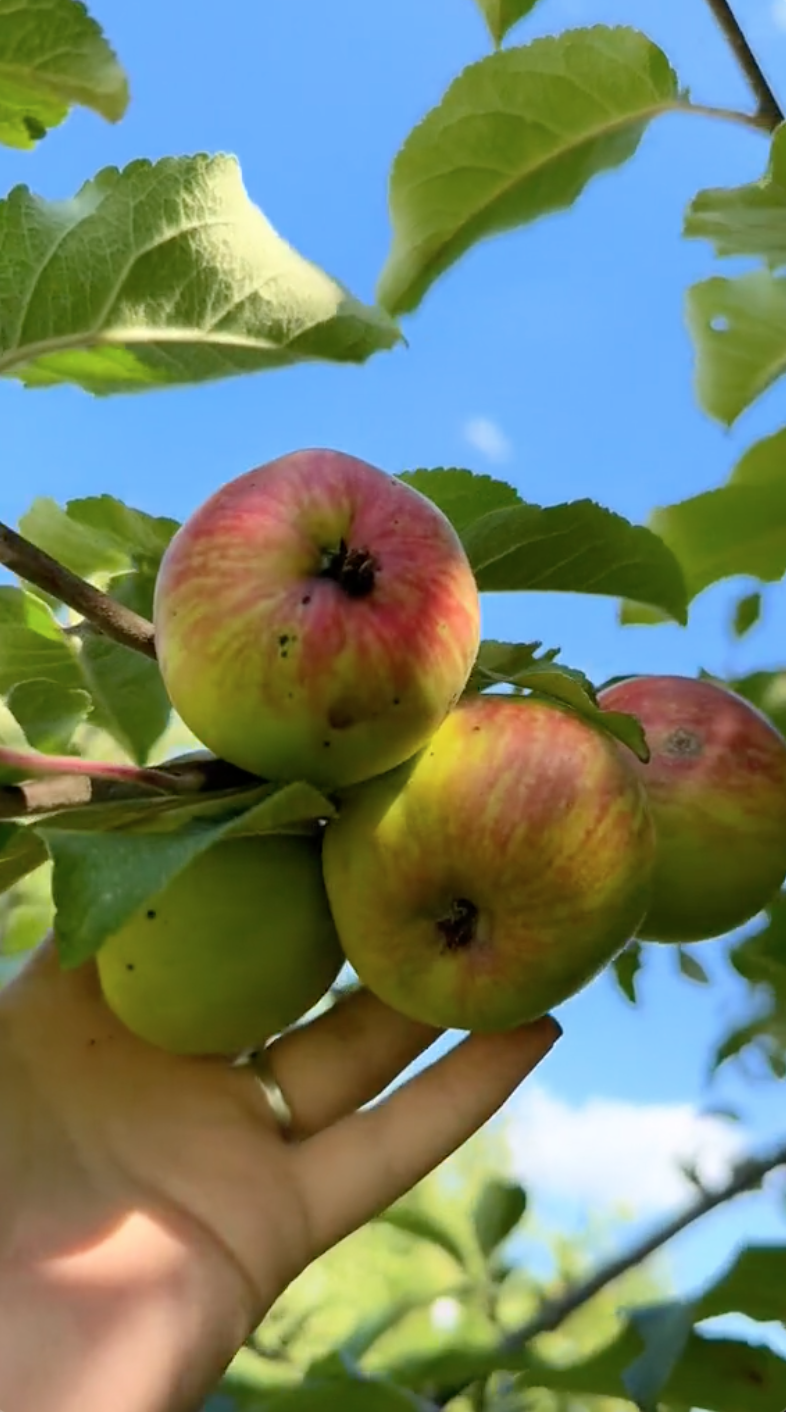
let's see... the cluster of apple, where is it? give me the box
[95,450,786,1056]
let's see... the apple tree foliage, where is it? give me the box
[0,1,786,1409]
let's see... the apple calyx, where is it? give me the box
[319,538,378,598]
[436,897,480,951]
[664,727,701,759]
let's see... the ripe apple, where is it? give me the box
[97,834,344,1055]
[598,674,786,942]
[321,693,655,1032]
[153,449,481,789]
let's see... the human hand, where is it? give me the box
[0,938,561,1412]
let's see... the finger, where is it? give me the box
[256,988,440,1138]
[291,1015,562,1256]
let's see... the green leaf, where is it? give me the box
[473,0,542,47]
[697,1244,786,1325]
[384,1324,786,1411]
[397,468,521,536]
[686,270,786,426]
[730,426,786,487]
[18,495,178,579]
[684,126,786,268]
[373,1205,468,1269]
[0,155,401,395]
[713,1014,781,1073]
[377,27,680,316]
[0,823,49,896]
[677,948,710,985]
[0,0,128,150]
[620,477,786,624]
[78,572,171,763]
[462,500,688,623]
[733,591,762,638]
[337,1299,442,1365]
[232,1379,428,1412]
[473,1179,527,1256]
[731,896,786,997]
[0,585,63,635]
[38,780,335,966]
[622,1301,697,1411]
[465,638,557,688]
[0,588,83,697]
[6,679,91,751]
[613,940,643,1003]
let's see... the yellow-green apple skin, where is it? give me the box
[153,449,481,789]
[321,693,655,1032]
[97,835,344,1055]
[598,675,786,942]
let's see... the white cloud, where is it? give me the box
[463,416,513,464]
[772,0,786,29]
[501,1085,747,1216]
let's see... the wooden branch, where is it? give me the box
[705,0,783,129]
[0,520,157,660]
[434,1136,786,1407]
[0,756,258,820]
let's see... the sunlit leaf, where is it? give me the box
[0,155,401,395]
[0,0,128,150]
[378,27,680,315]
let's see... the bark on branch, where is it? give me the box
[0,757,257,820]
[705,0,784,129]
[436,1135,786,1406]
[0,520,157,660]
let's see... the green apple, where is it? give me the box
[97,834,344,1055]
[598,674,786,942]
[322,693,655,1032]
[153,448,481,790]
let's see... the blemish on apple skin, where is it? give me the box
[322,740,331,748]
[301,594,312,606]
[125,962,135,972]
[392,697,401,706]
[146,909,157,920]
[665,727,702,759]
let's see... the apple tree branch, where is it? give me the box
[705,0,783,129]
[0,520,157,660]
[435,1134,786,1407]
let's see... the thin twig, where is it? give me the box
[0,757,258,820]
[705,0,784,130]
[434,1137,786,1407]
[0,521,157,660]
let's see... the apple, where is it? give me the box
[97,834,344,1055]
[153,449,481,789]
[321,693,655,1032]
[598,674,786,942]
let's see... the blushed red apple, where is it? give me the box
[322,693,655,1032]
[153,449,481,789]
[598,674,786,942]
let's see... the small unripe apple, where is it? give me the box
[598,674,786,942]
[153,449,481,789]
[322,693,655,1032]
[97,834,344,1055]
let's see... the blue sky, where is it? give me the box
[4,0,786,1351]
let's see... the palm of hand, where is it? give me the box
[0,940,558,1412]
